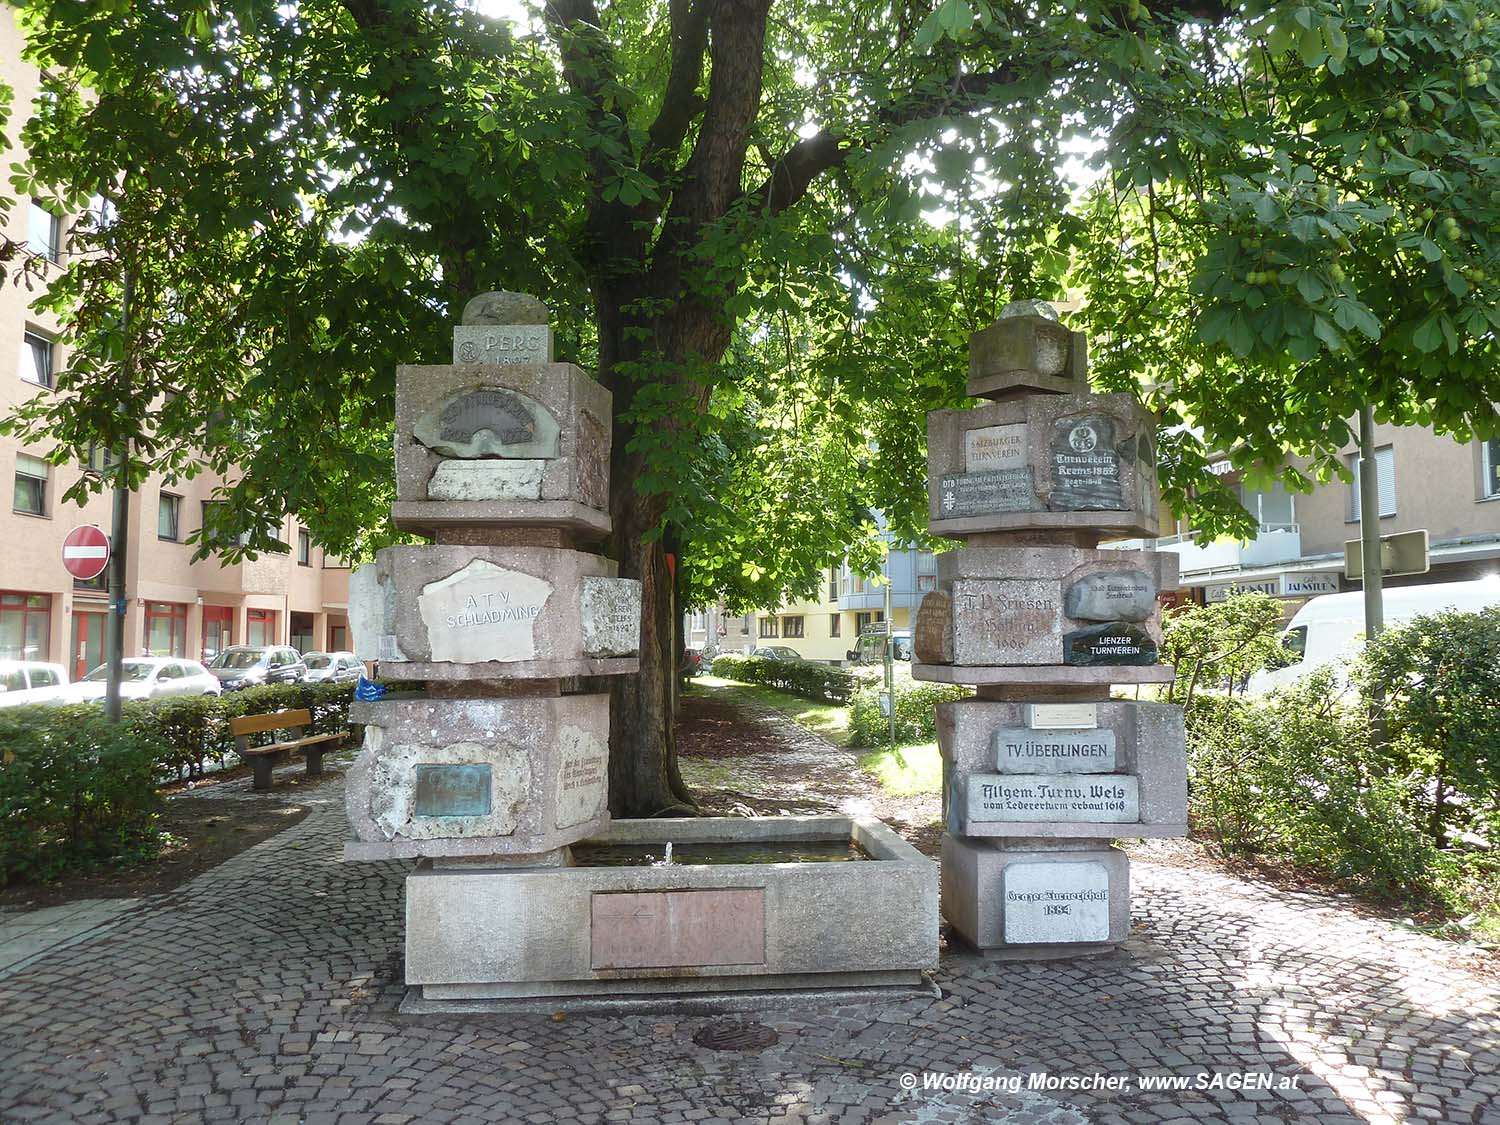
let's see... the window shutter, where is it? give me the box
[1376,447,1396,516]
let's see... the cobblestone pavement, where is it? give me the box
[3,756,1499,1122]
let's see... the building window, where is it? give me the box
[28,200,61,263]
[782,615,805,639]
[916,551,937,575]
[829,613,841,638]
[20,331,53,388]
[246,608,277,647]
[0,591,51,660]
[1346,446,1396,520]
[297,529,311,566]
[74,568,107,593]
[82,442,117,475]
[158,492,181,541]
[1482,438,1500,499]
[758,617,779,639]
[201,499,251,547]
[144,601,188,657]
[1242,481,1296,531]
[917,574,937,592]
[13,454,47,516]
[329,622,349,652]
[856,611,884,635]
[827,569,838,601]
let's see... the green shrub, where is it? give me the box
[1187,670,1438,902]
[1356,607,1500,846]
[708,654,855,703]
[0,680,359,885]
[848,679,970,747]
[1160,592,1290,707]
[0,704,163,886]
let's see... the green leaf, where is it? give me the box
[1412,317,1443,353]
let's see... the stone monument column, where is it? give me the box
[343,292,640,868]
[912,301,1187,957]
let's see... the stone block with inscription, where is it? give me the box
[393,362,612,540]
[941,836,1130,953]
[926,392,1162,540]
[344,693,610,860]
[349,545,640,679]
[935,699,1187,836]
[911,546,1177,667]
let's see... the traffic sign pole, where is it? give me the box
[1357,406,1385,640]
[104,268,134,724]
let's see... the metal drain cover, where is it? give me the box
[692,1020,780,1051]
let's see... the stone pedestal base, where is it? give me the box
[344,692,610,859]
[941,835,1129,956]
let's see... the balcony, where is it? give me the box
[1154,524,1303,578]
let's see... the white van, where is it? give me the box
[0,660,72,708]
[1248,577,1500,695]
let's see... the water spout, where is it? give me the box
[663,841,674,865]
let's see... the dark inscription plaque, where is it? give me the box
[413,763,493,817]
[939,468,1037,517]
[1063,623,1158,666]
[439,389,538,446]
[1050,415,1124,510]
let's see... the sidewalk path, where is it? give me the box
[1,706,1497,1124]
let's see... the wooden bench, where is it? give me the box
[229,708,347,790]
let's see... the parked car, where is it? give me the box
[1248,577,1500,695]
[208,645,308,691]
[71,657,221,702]
[749,645,805,662]
[0,660,71,708]
[302,650,364,684]
[848,630,913,666]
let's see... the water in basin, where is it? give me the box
[570,840,869,867]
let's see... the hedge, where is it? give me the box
[0,706,163,885]
[848,679,971,747]
[709,654,855,704]
[0,680,359,885]
[120,680,360,778]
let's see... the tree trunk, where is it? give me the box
[606,452,696,817]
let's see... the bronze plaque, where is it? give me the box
[590,888,767,970]
[413,763,492,817]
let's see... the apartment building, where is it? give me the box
[1141,423,1500,615]
[0,12,350,675]
[687,543,937,666]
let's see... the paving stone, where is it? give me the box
[0,728,1498,1125]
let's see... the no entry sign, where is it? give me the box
[62,524,110,581]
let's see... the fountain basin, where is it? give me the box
[402,815,937,1005]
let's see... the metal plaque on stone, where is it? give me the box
[938,469,1038,518]
[1050,414,1124,510]
[413,763,493,817]
[1062,623,1158,666]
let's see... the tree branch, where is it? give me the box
[747,64,1027,216]
[641,0,710,181]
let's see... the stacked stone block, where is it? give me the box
[343,292,640,867]
[912,300,1187,957]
